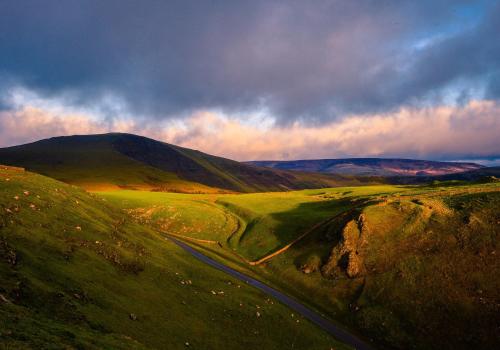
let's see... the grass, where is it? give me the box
[217,191,356,260]
[0,166,349,349]
[98,182,500,350]
[99,191,239,242]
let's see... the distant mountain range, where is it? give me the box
[247,158,483,177]
[389,165,500,184]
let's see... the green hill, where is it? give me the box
[0,133,364,193]
[0,165,347,349]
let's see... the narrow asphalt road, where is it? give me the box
[166,235,374,350]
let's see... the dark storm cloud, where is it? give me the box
[398,2,500,104]
[0,0,497,123]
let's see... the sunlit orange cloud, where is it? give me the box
[0,106,136,146]
[1,101,499,161]
[151,100,500,160]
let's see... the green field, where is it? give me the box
[0,167,348,349]
[100,185,408,261]
[98,191,239,242]
[98,181,500,350]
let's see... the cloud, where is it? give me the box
[160,100,500,161]
[398,2,500,104]
[0,107,102,147]
[0,1,497,124]
[1,100,499,162]
[0,106,136,147]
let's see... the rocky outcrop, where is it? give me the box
[321,214,368,278]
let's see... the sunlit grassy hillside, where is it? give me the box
[0,135,222,193]
[0,166,347,350]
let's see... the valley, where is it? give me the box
[2,1,499,348]
[98,182,500,350]
[1,135,499,350]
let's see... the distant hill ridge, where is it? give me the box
[247,158,483,176]
[0,133,490,192]
[0,133,364,192]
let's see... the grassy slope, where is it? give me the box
[0,166,348,350]
[99,183,500,350]
[98,191,239,243]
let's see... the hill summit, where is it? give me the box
[0,133,354,192]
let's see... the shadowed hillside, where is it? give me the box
[0,133,369,193]
[263,185,500,350]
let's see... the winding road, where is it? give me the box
[166,235,374,350]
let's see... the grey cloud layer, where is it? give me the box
[0,0,498,122]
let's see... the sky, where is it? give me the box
[0,0,499,163]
